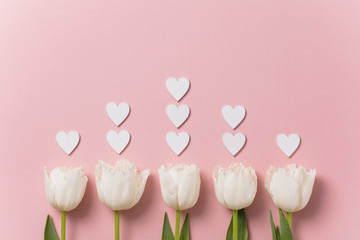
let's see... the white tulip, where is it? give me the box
[158,163,201,210]
[44,166,88,212]
[265,164,316,213]
[213,163,257,210]
[95,159,150,211]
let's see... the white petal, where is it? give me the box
[267,168,300,212]
[95,161,106,206]
[95,160,149,211]
[298,169,316,211]
[158,165,178,209]
[101,164,137,210]
[47,167,88,211]
[128,169,150,209]
[44,167,56,209]
[221,164,257,210]
[213,166,226,208]
[178,165,200,210]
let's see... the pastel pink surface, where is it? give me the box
[0,1,359,239]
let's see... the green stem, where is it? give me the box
[286,212,292,230]
[233,210,238,240]
[175,210,181,240]
[61,211,66,240]
[115,211,120,240]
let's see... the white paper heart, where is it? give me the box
[276,134,300,157]
[106,130,131,154]
[166,132,190,155]
[222,132,246,156]
[56,131,80,155]
[166,104,190,128]
[106,102,130,126]
[166,77,190,101]
[222,105,246,129]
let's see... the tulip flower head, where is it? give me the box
[265,164,316,213]
[44,166,88,212]
[95,159,150,211]
[158,163,201,211]
[213,163,257,210]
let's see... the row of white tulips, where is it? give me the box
[44,160,316,240]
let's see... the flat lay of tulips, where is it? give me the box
[44,160,316,240]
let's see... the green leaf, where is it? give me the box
[238,209,248,240]
[279,209,293,240]
[44,215,59,240]
[162,212,175,240]
[226,214,233,240]
[270,210,278,240]
[225,209,249,240]
[275,226,281,240]
[179,212,190,240]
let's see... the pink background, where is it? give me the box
[1,1,360,239]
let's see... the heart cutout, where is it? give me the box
[223,132,246,156]
[107,130,131,154]
[276,134,300,157]
[222,105,246,129]
[166,132,190,155]
[56,131,80,155]
[166,104,190,128]
[166,77,190,101]
[106,102,130,126]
